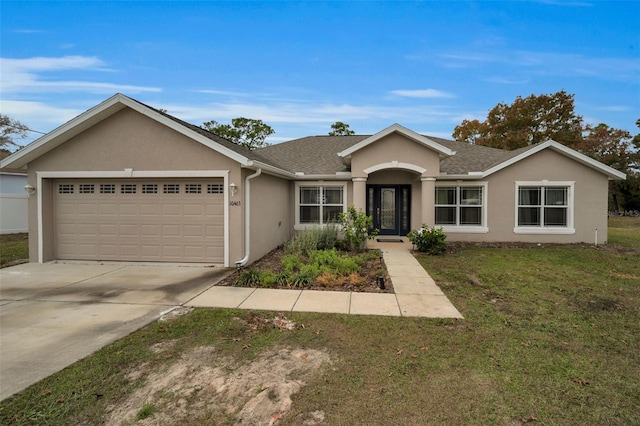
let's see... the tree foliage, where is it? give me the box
[202,117,274,150]
[453,91,584,150]
[329,121,355,136]
[0,114,29,149]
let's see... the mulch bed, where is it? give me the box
[217,247,394,293]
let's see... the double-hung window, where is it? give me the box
[515,181,574,234]
[434,184,488,232]
[296,183,346,228]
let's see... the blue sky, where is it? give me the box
[1,1,639,147]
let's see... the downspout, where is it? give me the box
[235,168,262,267]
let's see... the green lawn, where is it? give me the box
[0,233,28,268]
[1,219,639,425]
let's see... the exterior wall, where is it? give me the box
[0,173,28,234]
[26,107,244,263]
[444,149,610,244]
[350,133,441,179]
[247,171,291,264]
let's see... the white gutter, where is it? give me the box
[235,168,262,267]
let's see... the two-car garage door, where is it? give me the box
[53,179,224,263]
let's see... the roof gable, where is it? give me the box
[482,140,626,180]
[337,123,456,159]
[0,94,282,172]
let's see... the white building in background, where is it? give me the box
[0,170,28,234]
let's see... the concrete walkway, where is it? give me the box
[189,242,463,319]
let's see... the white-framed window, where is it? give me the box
[434,182,488,233]
[514,181,574,234]
[295,182,347,229]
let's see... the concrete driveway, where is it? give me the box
[0,262,231,401]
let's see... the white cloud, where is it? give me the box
[437,49,640,82]
[164,100,459,126]
[390,89,454,99]
[0,100,83,125]
[0,56,162,94]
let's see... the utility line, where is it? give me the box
[3,123,47,135]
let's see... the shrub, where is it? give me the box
[282,254,303,274]
[291,270,314,288]
[407,224,447,255]
[338,206,379,251]
[284,230,319,256]
[235,269,262,286]
[274,271,291,286]
[285,226,338,254]
[317,223,338,250]
[258,271,276,288]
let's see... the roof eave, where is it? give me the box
[245,160,297,179]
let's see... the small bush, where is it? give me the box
[282,254,303,274]
[285,226,338,254]
[317,223,339,250]
[291,270,314,288]
[258,271,276,288]
[275,271,291,286]
[338,206,379,251]
[407,224,447,255]
[285,230,319,256]
[344,272,366,287]
[236,269,262,286]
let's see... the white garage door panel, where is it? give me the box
[54,179,225,263]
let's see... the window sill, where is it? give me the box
[295,224,339,231]
[513,227,575,235]
[438,226,489,234]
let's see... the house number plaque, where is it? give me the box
[230,201,241,206]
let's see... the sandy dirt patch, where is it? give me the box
[104,343,330,425]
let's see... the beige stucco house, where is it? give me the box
[0,94,626,266]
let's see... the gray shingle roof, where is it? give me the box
[139,97,536,177]
[256,135,368,175]
[257,134,518,176]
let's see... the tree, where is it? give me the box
[453,91,584,150]
[578,123,640,211]
[202,118,274,150]
[0,114,29,150]
[329,121,355,136]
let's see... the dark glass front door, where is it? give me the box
[367,185,411,235]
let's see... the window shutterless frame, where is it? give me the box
[294,181,347,230]
[434,182,488,233]
[514,181,575,234]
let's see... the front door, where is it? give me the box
[367,185,411,235]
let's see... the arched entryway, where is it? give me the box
[364,169,422,236]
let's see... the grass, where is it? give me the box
[1,218,639,424]
[0,233,28,268]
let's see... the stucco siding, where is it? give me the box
[247,172,291,264]
[444,149,610,244]
[351,133,440,178]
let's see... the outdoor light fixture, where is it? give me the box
[24,184,36,196]
[229,182,238,196]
